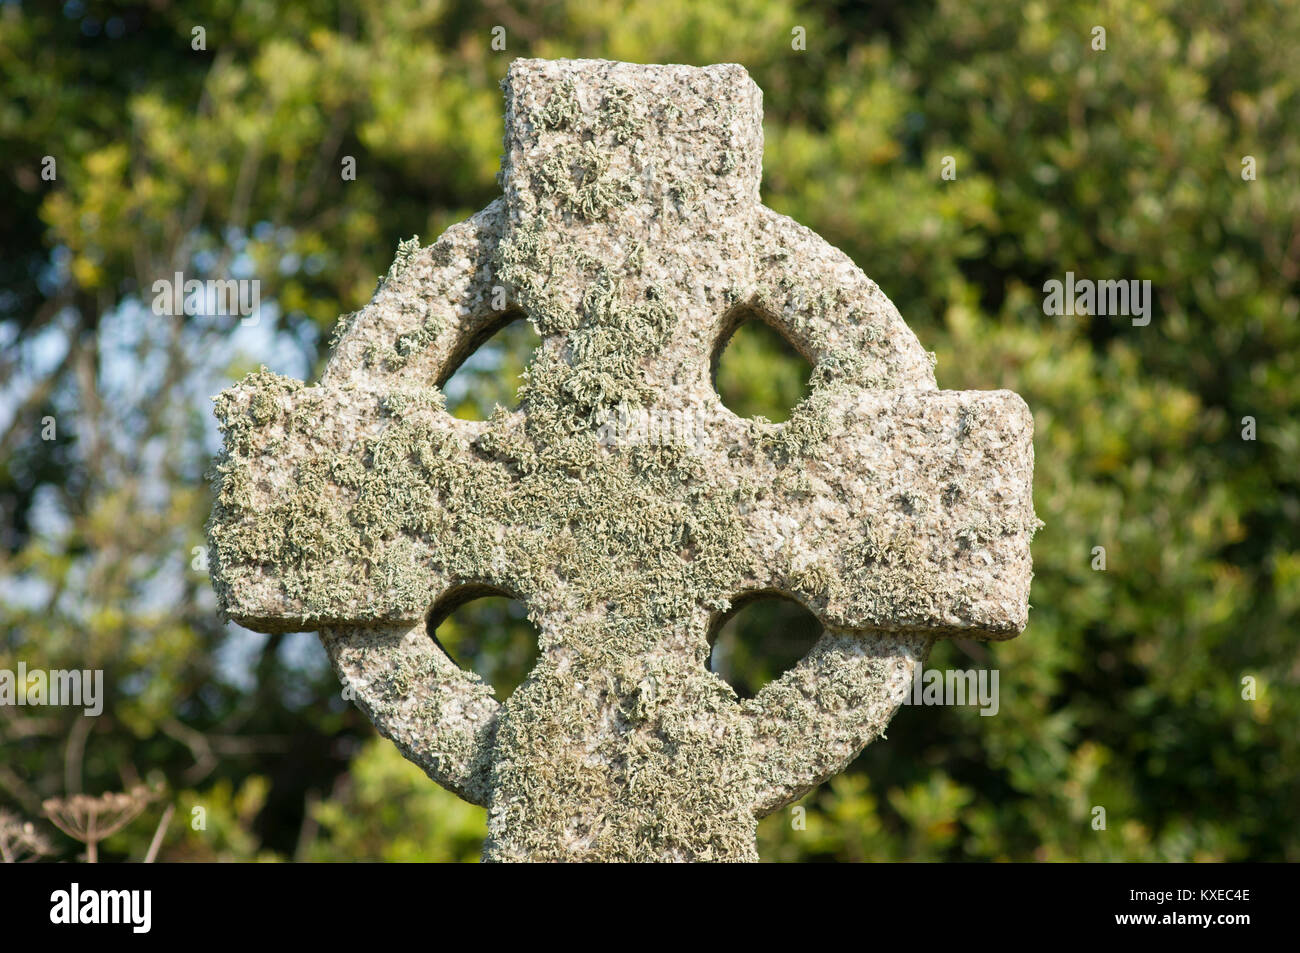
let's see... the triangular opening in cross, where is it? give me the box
[711,306,811,423]
[438,309,541,421]
[426,585,540,700]
[706,591,823,700]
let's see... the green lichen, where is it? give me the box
[756,385,835,463]
[328,310,357,350]
[384,235,422,286]
[600,84,643,144]
[666,172,701,216]
[537,75,580,130]
[533,141,638,220]
[393,311,445,363]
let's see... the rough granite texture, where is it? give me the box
[206,58,1038,862]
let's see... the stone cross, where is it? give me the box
[207,58,1037,862]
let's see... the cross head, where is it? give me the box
[208,58,1037,862]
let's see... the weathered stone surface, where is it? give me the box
[207,58,1038,862]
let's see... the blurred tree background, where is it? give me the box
[1,0,1296,862]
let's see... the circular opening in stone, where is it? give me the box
[438,310,541,421]
[711,306,812,422]
[706,591,823,699]
[426,585,540,700]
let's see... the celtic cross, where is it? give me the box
[208,58,1037,862]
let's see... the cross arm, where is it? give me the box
[733,387,1038,638]
[206,374,471,631]
[207,202,524,632]
[727,388,1035,815]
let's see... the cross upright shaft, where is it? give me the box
[207,58,1038,861]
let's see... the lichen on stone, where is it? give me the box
[206,58,1037,863]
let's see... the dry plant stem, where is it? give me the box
[144,804,175,863]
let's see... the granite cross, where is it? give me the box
[207,58,1037,862]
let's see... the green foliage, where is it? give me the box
[431,596,539,699]
[305,739,486,863]
[443,320,540,421]
[715,320,812,422]
[709,596,821,698]
[1,0,1295,861]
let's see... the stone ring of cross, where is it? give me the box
[208,58,1038,862]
